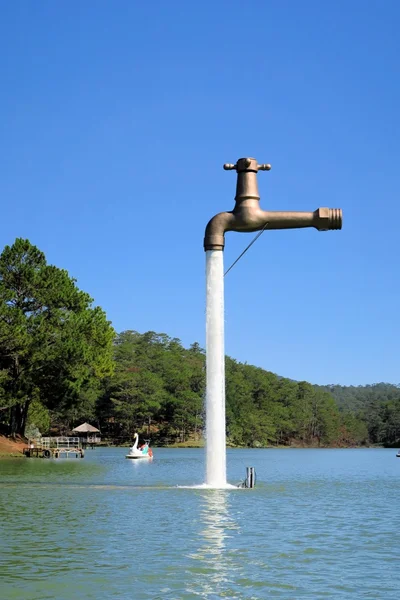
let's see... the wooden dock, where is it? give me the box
[24,437,85,459]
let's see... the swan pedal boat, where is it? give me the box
[126,433,153,460]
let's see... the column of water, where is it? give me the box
[205,250,227,487]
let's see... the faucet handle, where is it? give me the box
[223,160,272,172]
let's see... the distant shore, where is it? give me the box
[0,435,387,457]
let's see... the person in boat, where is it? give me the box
[141,443,149,455]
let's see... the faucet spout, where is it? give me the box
[204,158,342,251]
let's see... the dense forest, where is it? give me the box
[1,238,400,447]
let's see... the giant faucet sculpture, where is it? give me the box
[203,157,342,487]
[204,157,341,251]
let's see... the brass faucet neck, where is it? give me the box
[235,170,260,202]
[224,157,269,203]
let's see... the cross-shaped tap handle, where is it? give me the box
[223,159,271,172]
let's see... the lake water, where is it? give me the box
[0,448,399,599]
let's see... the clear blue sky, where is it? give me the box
[1,1,399,386]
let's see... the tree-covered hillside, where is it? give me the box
[318,383,400,446]
[93,330,367,447]
[1,238,399,447]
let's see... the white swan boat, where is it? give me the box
[125,433,153,460]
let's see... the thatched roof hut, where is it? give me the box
[72,422,100,434]
[71,422,101,446]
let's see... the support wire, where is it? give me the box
[224,222,269,277]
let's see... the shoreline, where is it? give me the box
[0,435,386,457]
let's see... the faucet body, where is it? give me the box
[204,157,342,251]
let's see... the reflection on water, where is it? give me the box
[187,491,239,597]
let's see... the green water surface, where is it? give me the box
[0,447,399,599]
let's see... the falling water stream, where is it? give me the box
[205,250,228,487]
